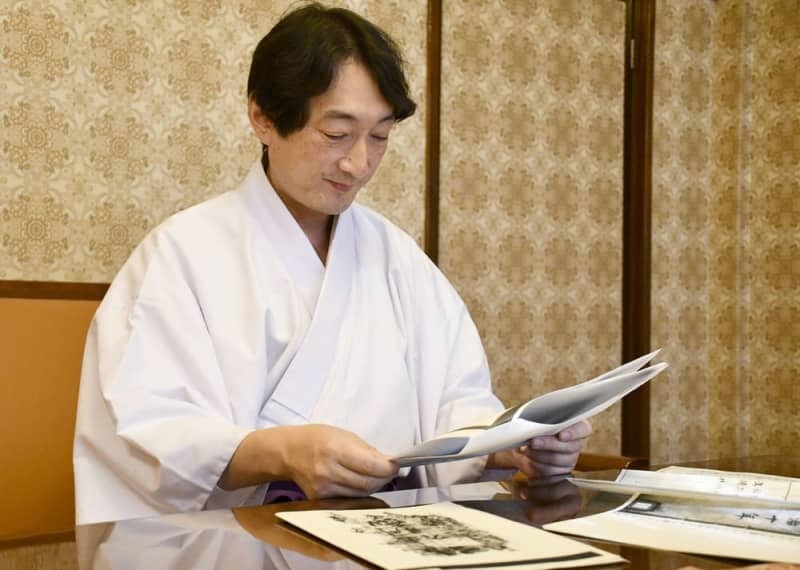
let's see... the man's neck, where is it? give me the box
[263,159,334,264]
[306,215,334,264]
[281,197,334,264]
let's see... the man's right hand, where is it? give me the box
[219,424,398,498]
[280,424,398,498]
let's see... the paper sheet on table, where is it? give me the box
[278,502,625,570]
[569,466,800,507]
[393,352,667,467]
[545,492,800,564]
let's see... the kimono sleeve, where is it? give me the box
[73,229,254,524]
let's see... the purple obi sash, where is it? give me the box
[263,479,400,504]
[264,481,307,504]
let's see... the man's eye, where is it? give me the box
[325,132,347,141]
[371,134,389,142]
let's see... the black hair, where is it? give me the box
[247,2,417,138]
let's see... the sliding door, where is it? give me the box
[439,1,628,454]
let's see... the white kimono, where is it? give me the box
[73,161,503,525]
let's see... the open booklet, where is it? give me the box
[546,467,800,564]
[392,350,668,467]
[568,466,800,508]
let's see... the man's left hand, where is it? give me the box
[487,420,592,477]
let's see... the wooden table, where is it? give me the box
[2,455,797,569]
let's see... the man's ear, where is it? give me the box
[248,97,275,146]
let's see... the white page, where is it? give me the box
[660,465,800,503]
[278,502,624,570]
[545,494,800,564]
[570,467,800,507]
[393,361,668,467]
[583,348,660,384]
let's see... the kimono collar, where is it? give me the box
[241,161,353,316]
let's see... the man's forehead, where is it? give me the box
[308,59,394,124]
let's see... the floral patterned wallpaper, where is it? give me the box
[438,0,626,455]
[651,0,798,463]
[0,0,426,281]
[1,0,795,464]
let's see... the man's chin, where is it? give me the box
[322,195,358,216]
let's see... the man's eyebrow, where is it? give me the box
[322,110,395,123]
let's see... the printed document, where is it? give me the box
[278,502,624,570]
[393,351,667,467]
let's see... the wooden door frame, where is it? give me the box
[621,0,656,459]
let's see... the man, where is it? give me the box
[73,3,591,525]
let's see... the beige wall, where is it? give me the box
[651,0,799,463]
[0,0,426,281]
[438,0,626,455]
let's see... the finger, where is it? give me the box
[557,419,593,442]
[330,456,398,492]
[342,452,398,479]
[316,471,395,498]
[302,472,389,498]
[529,435,584,455]
[336,440,399,479]
[532,451,577,468]
[512,444,578,473]
[519,445,582,475]
[527,459,577,477]
[527,449,582,471]
[513,451,578,478]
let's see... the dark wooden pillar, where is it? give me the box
[424,0,442,264]
[622,0,656,459]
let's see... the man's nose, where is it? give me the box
[339,139,369,179]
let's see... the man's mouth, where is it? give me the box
[327,179,354,192]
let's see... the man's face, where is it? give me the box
[251,59,395,225]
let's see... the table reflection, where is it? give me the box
[75,477,595,570]
[76,508,365,570]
